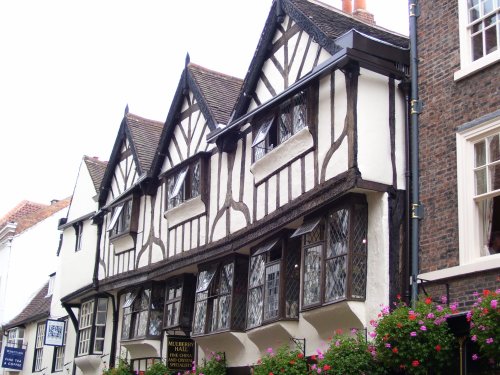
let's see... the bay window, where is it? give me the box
[246,234,301,329]
[293,195,368,309]
[77,297,108,356]
[107,198,137,239]
[122,283,165,340]
[192,256,248,336]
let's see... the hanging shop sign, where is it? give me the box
[166,336,195,371]
[2,346,25,370]
[44,319,66,346]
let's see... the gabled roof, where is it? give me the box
[83,156,108,193]
[3,282,51,331]
[0,198,71,235]
[99,111,164,205]
[151,61,243,176]
[231,0,408,119]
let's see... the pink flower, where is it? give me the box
[351,328,358,334]
[335,340,340,347]
[486,338,494,344]
[369,331,377,338]
[473,291,479,297]
[491,299,498,309]
[450,302,458,311]
[471,335,477,342]
[420,325,427,331]
[441,295,448,303]
[472,354,479,361]
[266,347,273,354]
[427,313,435,319]
[385,343,391,348]
[410,331,417,337]
[436,305,443,312]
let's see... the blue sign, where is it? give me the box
[2,346,25,370]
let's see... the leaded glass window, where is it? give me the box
[166,159,203,209]
[299,195,368,310]
[246,236,300,329]
[192,257,248,336]
[252,90,310,161]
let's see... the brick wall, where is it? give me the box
[417,0,500,274]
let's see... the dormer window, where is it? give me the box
[107,198,136,238]
[167,160,201,209]
[73,222,83,251]
[252,91,309,161]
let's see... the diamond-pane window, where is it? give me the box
[166,158,205,209]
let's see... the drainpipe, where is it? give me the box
[409,0,422,308]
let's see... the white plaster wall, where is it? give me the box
[255,184,266,221]
[2,206,68,324]
[67,160,98,222]
[0,240,12,325]
[291,160,302,199]
[243,132,255,221]
[279,169,288,207]
[208,153,220,233]
[317,75,333,170]
[333,71,348,141]
[395,85,407,189]
[365,192,390,326]
[304,152,315,192]
[230,209,246,234]
[267,175,277,213]
[324,137,349,181]
[357,69,392,185]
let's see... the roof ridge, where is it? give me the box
[125,112,164,127]
[188,62,244,83]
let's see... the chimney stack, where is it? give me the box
[353,0,375,25]
[342,0,352,14]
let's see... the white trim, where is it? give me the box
[171,167,189,198]
[457,113,500,265]
[106,205,123,232]
[419,254,500,281]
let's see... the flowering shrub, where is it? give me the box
[183,351,226,375]
[469,289,500,363]
[373,296,455,374]
[253,345,308,375]
[145,361,170,375]
[313,330,382,374]
[102,359,133,375]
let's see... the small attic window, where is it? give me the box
[107,198,136,239]
[47,273,56,296]
[166,159,204,210]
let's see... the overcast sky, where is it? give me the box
[0,0,408,216]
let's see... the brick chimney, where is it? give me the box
[342,0,352,14]
[353,0,375,25]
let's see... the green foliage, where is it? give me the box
[373,297,455,375]
[253,345,308,375]
[469,289,500,363]
[102,358,133,375]
[314,331,384,375]
[145,361,170,375]
[182,351,226,375]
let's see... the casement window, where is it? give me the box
[192,256,248,336]
[7,327,24,348]
[107,198,135,238]
[456,0,500,79]
[121,283,165,340]
[246,235,301,329]
[47,273,56,297]
[457,117,500,263]
[252,91,309,161]
[52,320,68,372]
[74,222,83,251]
[292,196,368,309]
[33,322,46,372]
[163,275,195,331]
[131,358,162,374]
[77,297,108,356]
[166,160,202,209]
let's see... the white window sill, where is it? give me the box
[250,127,314,184]
[164,195,205,227]
[454,52,500,81]
[111,233,135,254]
[418,253,500,282]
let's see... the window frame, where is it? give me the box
[52,318,68,372]
[191,255,248,337]
[73,222,83,251]
[7,327,25,349]
[252,89,313,162]
[455,0,500,80]
[33,322,46,372]
[165,155,207,211]
[245,233,301,330]
[76,297,108,357]
[163,275,196,331]
[297,194,368,311]
[107,197,138,240]
[457,115,500,264]
[121,282,166,341]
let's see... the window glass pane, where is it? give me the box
[249,255,265,288]
[480,196,500,256]
[325,256,347,302]
[247,287,263,328]
[303,245,322,306]
[279,111,292,143]
[475,168,487,195]
[489,164,500,190]
[475,140,486,166]
[264,263,280,320]
[193,300,207,334]
[488,134,500,162]
[217,295,231,330]
[252,118,274,147]
[293,93,306,134]
[149,311,162,336]
[219,263,234,294]
[122,314,131,339]
[469,4,481,22]
[483,0,494,14]
[196,269,216,293]
[485,22,498,54]
[472,32,484,60]
[191,161,201,198]
[328,209,349,257]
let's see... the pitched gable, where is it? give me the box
[3,282,51,330]
[126,113,164,173]
[84,156,108,194]
[152,62,243,175]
